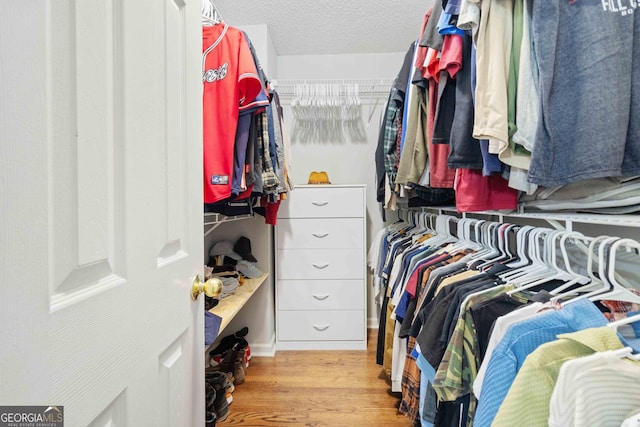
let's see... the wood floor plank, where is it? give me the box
[219,329,414,426]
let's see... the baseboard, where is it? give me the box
[368,316,380,329]
[249,331,276,357]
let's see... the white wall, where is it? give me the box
[230,26,410,335]
[206,25,279,356]
[277,52,407,328]
[277,52,407,80]
[237,24,278,79]
[204,217,276,357]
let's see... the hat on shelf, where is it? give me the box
[219,277,240,298]
[236,259,263,279]
[209,264,239,279]
[307,171,331,185]
[209,241,242,261]
[233,236,258,263]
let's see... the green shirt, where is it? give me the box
[493,326,625,427]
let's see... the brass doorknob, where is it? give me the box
[191,275,223,300]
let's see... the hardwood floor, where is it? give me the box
[221,329,414,426]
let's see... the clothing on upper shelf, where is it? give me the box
[368,211,640,427]
[375,2,640,214]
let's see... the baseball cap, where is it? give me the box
[236,260,263,279]
[219,277,240,298]
[233,236,258,262]
[209,241,242,261]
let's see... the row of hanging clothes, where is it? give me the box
[368,211,640,427]
[375,0,640,215]
[201,0,294,225]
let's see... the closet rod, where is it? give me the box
[271,78,394,97]
[409,206,640,230]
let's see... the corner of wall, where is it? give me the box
[236,24,278,80]
[248,331,276,357]
[368,317,380,330]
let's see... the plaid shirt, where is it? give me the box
[257,112,279,194]
[384,88,402,190]
[399,336,422,423]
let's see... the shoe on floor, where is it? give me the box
[206,371,229,422]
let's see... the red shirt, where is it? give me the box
[202,24,262,203]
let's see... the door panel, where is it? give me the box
[158,0,190,266]
[87,390,127,427]
[0,1,204,426]
[49,0,126,310]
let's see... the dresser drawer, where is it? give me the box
[277,310,365,341]
[277,218,364,249]
[278,187,364,218]
[277,280,365,310]
[276,249,364,280]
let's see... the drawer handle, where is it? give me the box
[311,201,329,206]
[312,233,329,238]
[312,263,329,269]
[312,294,330,301]
[313,324,330,331]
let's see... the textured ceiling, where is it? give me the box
[212,0,432,56]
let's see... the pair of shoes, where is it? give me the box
[233,349,246,385]
[205,371,229,422]
[205,410,216,427]
[209,327,252,367]
[224,372,235,404]
[209,342,247,385]
[205,383,217,426]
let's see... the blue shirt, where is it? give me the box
[474,298,608,427]
[416,350,436,427]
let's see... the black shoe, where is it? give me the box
[209,327,249,357]
[206,371,229,422]
[205,383,217,426]
[205,410,216,427]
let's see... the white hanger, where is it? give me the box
[503,225,536,270]
[500,227,547,282]
[464,220,497,263]
[608,312,640,329]
[565,236,640,305]
[607,312,640,360]
[201,0,222,26]
[473,222,513,269]
[447,218,482,254]
[547,232,593,298]
[418,214,457,248]
[507,229,569,293]
[597,237,640,304]
[561,236,618,304]
[509,229,561,287]
[603,346,640,361]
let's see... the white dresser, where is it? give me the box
[275,184,367,350]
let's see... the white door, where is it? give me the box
[0,1,204,426]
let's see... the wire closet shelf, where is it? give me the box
[271,78,394,99]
